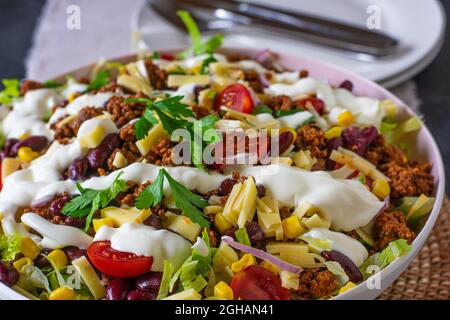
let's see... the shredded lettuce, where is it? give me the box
[360,239,412,279]
[384,116,422,144]
[157,260,175,300]
[0,79,20,105]
[300,236,333,252]
[235,228,251,246]
[324,261,349,285]
[176,10,224,58]
[21,265,51,293]
[395,195,435,221]
[0,233,22,261]
[179,260,208,292]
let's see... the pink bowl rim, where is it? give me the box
[0,47,445,300]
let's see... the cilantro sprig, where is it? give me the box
[176,10,224,58]
[61,172,129,231]
[136,169,209,227]
[0,79,20,105]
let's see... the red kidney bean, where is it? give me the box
[277,130,295,155]
[320,250,363,283]
[86,133,120,169]
[143,213,162,230]
[256,184,266,198]
[11,135,48,154]
[63,216,85,228]
[3,138,19,156]
[339,80,354,92]
[68,157,89,180]
[127,289,155,300]
[0,261,19,287]
[31,195,55,208]
[107,278,132,300]
[49,195,71,215]
[245,221,265,244]
[219,178,238,196]
[297,97,326,115]
[135,272,163,293]
[63,246,86,261]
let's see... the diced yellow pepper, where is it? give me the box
[20,237,41,260]
[214,213,233,233]
[49,286,76,300]
[13,257,34,273]
[371,179,391,200]
[19,132,30,140]
[17,147,39,163]
[339,281,357,294]
[282,215,304,239]
[48,249,68,269]
[214,281,234,300]
[93,217,115,232]
[324,126,343,140]
[231,254,256,274]
[337,111,355,127]
[260,260,279,275]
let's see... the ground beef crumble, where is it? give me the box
[366,135,434,198]
[295,268,338,299]
[373,210,416,251]
[19,80,43,96]
[294,124,327,170]
[144,59,168,90]
[52,106,104,142]
[243,69,265,93]
[105,93,148,127]
[266,95,293,111]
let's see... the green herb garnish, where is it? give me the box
[61,172,129,231]
[176,10,224,58]
[43,80,63,89]
[0,79,20,105]
[136,168,209,227]
[200,54,217,74]
[152,51,161,60]
[252,104,273,115]
[85,70,110,92]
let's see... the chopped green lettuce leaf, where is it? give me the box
[157,260,175,300]
[0,79,20,105]
[0,233,22,261]
[384,116,422,144]
[21,265,51,293]
[300,236,333,252]
[179,260,208,292]
[360,239,412,279]
[324,261,349,285]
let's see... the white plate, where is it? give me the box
[132,0,446,87]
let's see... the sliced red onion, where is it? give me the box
[258,73,271,88]
[221,236,303,274]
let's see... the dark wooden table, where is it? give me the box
[0,0,448,194]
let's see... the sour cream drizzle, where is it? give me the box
[303,228,368,266]
[94,223,191,271]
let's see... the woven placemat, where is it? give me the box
[378,196,450,300]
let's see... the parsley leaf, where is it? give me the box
[61,172,129,231]
[85,70,110,92]
[200,54,217,74]
[0,79,20,105]
[135,169,210,227]
[176,10,224,58]
[135,169,165,210]
[253,104,273,115]
[43,80,62,88]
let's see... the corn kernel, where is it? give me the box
[17,147,39,163]
[13,257,34,273]
[214,281,234,300]
[324,126,343,140]
[282,215,304,239]
[339,281,357,294]
[231,254,256,273]
[20,237,41,260]
[68,92,79,103]
[48,249,68,269]
[214,213,233,233]
[337,111,355,127]
[49,286,76,300]
[93,217,115,232]
[371,179,390,200]
[260,260,279,275]
[19,132,30,140]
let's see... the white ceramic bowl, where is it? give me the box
[0,48,445,300]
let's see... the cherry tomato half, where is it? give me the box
[231,265,291,300]
[214,84,254,114]
[296,97,325,115]
[87,241,153,278]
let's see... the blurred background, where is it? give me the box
[0,0,448,193]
